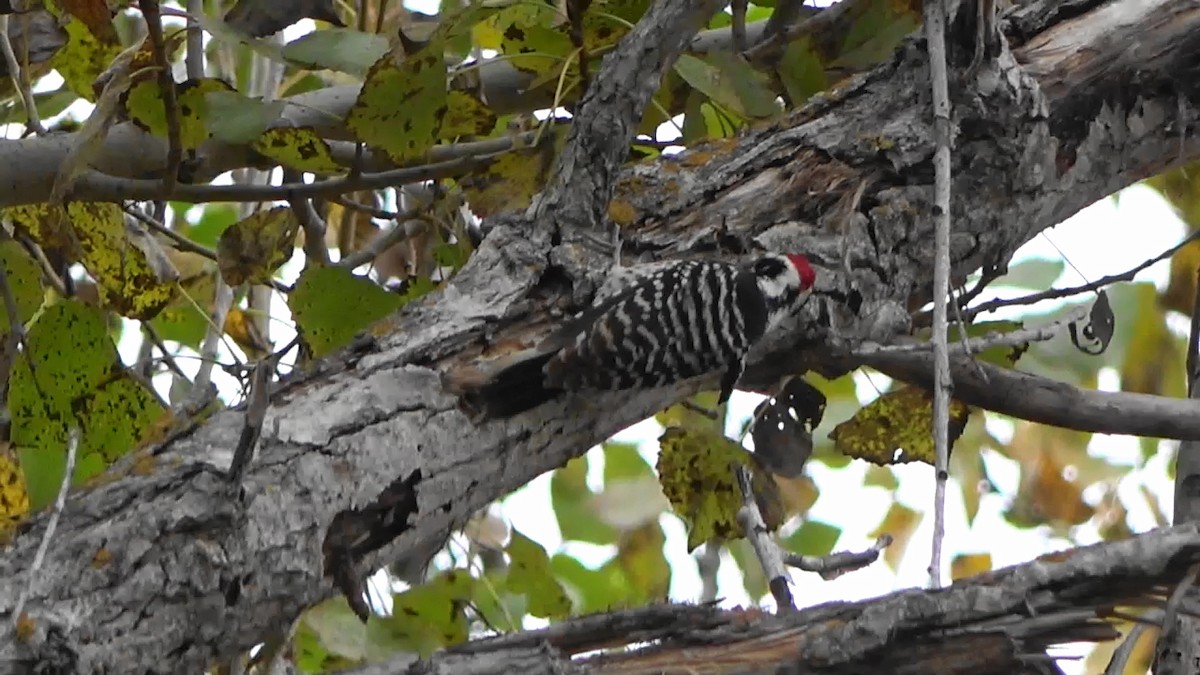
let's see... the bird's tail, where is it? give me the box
[459,352,559,419]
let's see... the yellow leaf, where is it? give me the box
[0,446,30,537]
[657,427,754,551]
[950,552,992,581]
[347,49,447,163]
[460,128,564,217]
[123,78,234,150]
[216,206,299,286]
[252,127,345,174]
[868,502,921,570]
[9,203,177,319]
[830,385,969,465]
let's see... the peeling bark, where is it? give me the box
[2,0,1200,672]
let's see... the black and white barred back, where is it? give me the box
[467,253,815,418]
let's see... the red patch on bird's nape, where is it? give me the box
[786,254,816,291]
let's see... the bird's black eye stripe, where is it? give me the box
[753,257,785,278]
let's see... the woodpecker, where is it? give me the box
[463,253,816,418]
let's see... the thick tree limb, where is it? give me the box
[3,0,1200,672]
[354,524,1200,674]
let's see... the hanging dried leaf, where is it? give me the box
[750,377,825,478]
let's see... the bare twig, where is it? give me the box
[74,152,502,204]
[924,0,954,591]
[122,203,218,261]
[337,207,424,270]
[735,466,794,613]
[12,233,67,296]
[784,534,892,581]
[141,322,190,380]
[190,277,235,405]
[227,355,274,482]
[185,0,204,79]
[285,169,330,266]
[329,194,399,220]
[0,16,44,135]
[962,230,1200,321]
[731,0,748,53]
[140,0,182,198]
[12,425,78,624]
[853,304,1088,359]
[696,541,722,603]
[1105,622,1150,675]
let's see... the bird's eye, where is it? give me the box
[754,258,784,277]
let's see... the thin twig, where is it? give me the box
[12,426,78,624]
[1104,622,1150,675]
[76,151,502,204]
[924,0,954,591]
[0,15,44,135]
[141,322,190,380]
[329,194,399,220]
[13,233,67,296]
[962,230,1200,321]
[122,203,218,261]
[735,466,794,613]
[337,206,424,269]
[226,354,274,482]
[285,169,330,265]
[185,0,204,79]
[190,277,235,405]
[140,0,183,198]
[731,0,748,53]
[784,534,892,581]
[853,304,1088,359]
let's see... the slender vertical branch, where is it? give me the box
[924,0,954,590]
[185,0,205,79]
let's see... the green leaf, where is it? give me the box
[550,456,618,545]
[10,302,164,508]
[301,596,368,662]
[374,570,475,657]
[282,28,388,77]
[603,442,651,483]
[0,241,43,336]
[347,48,448,163]
[994,258,1065,290]
[781,519,842,558]
[829,385,970,466]
[205,91,288,145]
[776,37,827,106]
[288,266,408,358]
[674,53,779,120]
[506,532,571,619]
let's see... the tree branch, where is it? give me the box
[530,0,720,264]
[862,350,1200,441]
[361,524,1200,674]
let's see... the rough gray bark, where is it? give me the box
[2,0,1199,672]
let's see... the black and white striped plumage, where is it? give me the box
[468,253,816,418]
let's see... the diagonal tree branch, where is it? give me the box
[530,0,721,263]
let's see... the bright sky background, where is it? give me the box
[14,1,1187,672]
